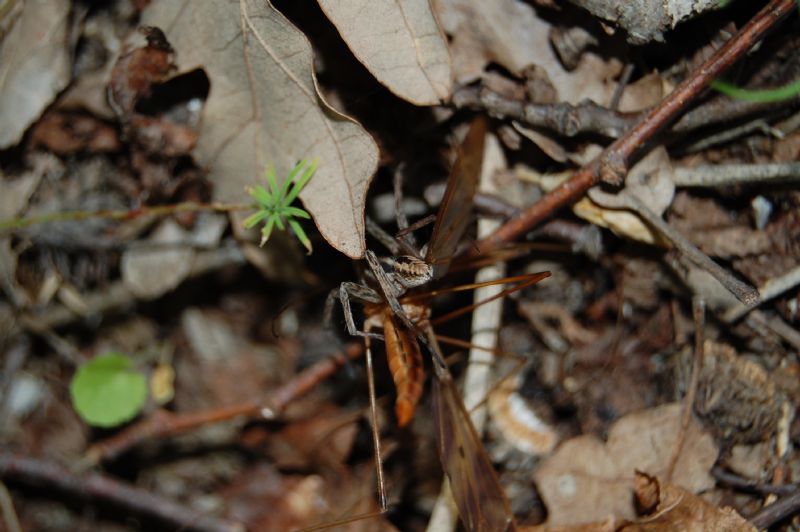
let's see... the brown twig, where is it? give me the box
[666,297,705,482]
[713,466,798,497]
[0,452,244,532]
[460,86,638,138]
[474,0,797,256]
[87,342,364,464]
[588,187,759,305]
[672,162,800,187]
[749,489,800,529]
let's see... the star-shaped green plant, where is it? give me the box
[243,159,316,254]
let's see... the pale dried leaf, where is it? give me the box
[0,0,72,148]
[622,146,675,216]
[618,72,669,112]
[606,403,717,493]
[534,435,632,526]
[142,0,379,258]
[535,403,719,527]
[433,0,622,104]
[317,0,452,105]
[121,220,193,299]
[512,122,568,163]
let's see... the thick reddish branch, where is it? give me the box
[476,0,797,255]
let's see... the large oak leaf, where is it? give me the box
[143,0,379,258]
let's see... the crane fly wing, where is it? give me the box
[425,325,516,532]
[425,117,487,279]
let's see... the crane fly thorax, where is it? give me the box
[383,255,434,289]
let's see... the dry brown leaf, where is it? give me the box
[121,220,194,299]
[512,122,568,163]
[317,0,452,105]
[0,0,72,148]
[618,72,669,112]
[534,434,632,526]
[433,0,622,104]
[606,404,717,493]
[669,192,772,260]
[142,0,379,258]
[621,472,756,531]
[534,403,718,527]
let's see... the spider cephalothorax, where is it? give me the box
[383,255,433,289]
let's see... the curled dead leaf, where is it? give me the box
[622,472,756,531]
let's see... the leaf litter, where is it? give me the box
[0,1,799,531]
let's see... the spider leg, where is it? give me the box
[326,281,385,341]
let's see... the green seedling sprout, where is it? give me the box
[243,159,317,254]
[711,78,800,103]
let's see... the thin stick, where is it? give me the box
[626,194,759,305]
[0,202,251,233]
[749,490,800,529]
[673,162,800,187]
[0,452,243,532]
[724,265,800,322]
[475,0,797,255]
[666,297,705,482]
[610,62,636,111]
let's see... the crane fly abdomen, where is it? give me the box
[383,308,426,427]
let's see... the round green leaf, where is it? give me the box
[70,352,147,428]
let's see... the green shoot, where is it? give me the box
[711,78,800,103]
[243,159,316,254]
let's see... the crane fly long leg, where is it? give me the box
[363,325,388,511]
[401,271,550,305]
[429,271,551,326]
[424,325,516,532]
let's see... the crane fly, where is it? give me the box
[326,117,548,531]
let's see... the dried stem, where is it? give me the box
[666,297,705,482]
[673,162,800,187]
[588,188,759,306]
[0,202,251,234]
[724,264,800,322]
[87,342,364,463]
[750,489,800,529]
